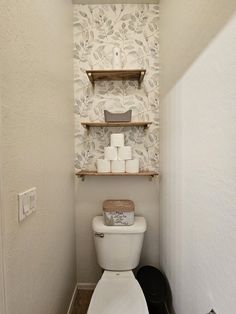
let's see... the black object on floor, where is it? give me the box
[137,266,168,314]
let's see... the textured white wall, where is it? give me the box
[0,1,76,314]
[160,3,236,314]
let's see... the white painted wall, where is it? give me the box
[160,2,236,313]
[0,92,6,314]
[0,202,6,314]
[0,1,76,314]
[161,0,236,96]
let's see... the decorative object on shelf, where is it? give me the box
[111,160,125,173]
[126,159,139,173]
[103,200,135,226]
[110,133,125,147]
[118,146,132,160]
[112,47,122,69]
[104,146,118,160]
[96,159,110,173]
[104,110,132,123]
[95,132,141,175]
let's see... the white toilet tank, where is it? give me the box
[92,216,147,271]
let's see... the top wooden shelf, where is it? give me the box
[86,69,146,88]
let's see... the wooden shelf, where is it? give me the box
[86,69,146,88]
[81,121,152,130]
[76,171,158,181]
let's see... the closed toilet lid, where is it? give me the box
[87,271,149,314]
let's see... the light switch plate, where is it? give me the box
[29,188,37,212]
[18,187,36,222]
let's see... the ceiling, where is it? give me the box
[73,0,159,4]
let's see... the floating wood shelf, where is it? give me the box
[86,69,146,89]
[76,171,158,181]
[81,121,152,130]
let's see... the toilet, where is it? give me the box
[88,216,149,314]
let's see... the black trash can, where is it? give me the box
[137,266,168,314]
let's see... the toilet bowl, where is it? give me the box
[88,216,148,314]
[87,270,149,314]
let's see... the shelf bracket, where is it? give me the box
[138,71,145,89]
[87,72,94,88]
[82,123,91,134]
[149,174,159,182]
[80,175,85,182]
[86,125,90,134]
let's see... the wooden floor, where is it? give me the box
[71,289,94,314]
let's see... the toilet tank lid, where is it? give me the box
[92,216,147,234]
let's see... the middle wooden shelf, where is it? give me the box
[81,121,152,130]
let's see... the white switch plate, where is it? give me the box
[29,188,37,212]
[18,187,37,222]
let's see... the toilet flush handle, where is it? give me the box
[95,232,104,238]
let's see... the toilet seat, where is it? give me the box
[87,270,149,314]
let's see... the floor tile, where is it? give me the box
[71,289,94,314]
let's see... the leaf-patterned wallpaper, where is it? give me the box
[73,4,159,172]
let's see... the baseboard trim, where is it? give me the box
[77,282,96,290]
[67,283,78,314]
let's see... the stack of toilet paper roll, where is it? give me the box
[97,133,139,173]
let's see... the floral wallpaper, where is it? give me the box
[73,4,159,172]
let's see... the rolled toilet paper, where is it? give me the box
[104,146,117,160]
[126,159,139,173]
[97,159,111,173]
[118,146,132,160]
[111,160,125,173]
[110,133,124,147]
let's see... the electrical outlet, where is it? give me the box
[18,187,37,222]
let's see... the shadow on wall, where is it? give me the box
[160,0,236,96]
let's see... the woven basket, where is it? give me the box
[103,200,134,212]
[103,200,135,226]
[104,110,132,122]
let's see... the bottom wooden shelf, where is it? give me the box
[76,171,158,180]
